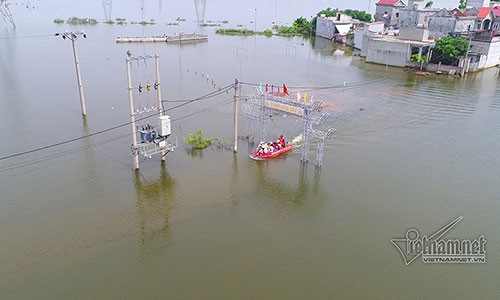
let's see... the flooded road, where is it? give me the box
[1,1,500,299]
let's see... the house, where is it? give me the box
[428,8,476,38]
[476,7,495,30]
[492,6,500,30]
[398,0,440,29]
[362,27,434,67]
[374,0,407,27]
[353,22,385,50]
[463,7,480,17]
[468,30,500,70]
[315,13,355,43]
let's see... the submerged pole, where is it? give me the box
[126,55,139,170]
[233,78,239,153]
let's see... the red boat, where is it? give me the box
[251,143,293,160]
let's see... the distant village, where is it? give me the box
[316,0,500,75]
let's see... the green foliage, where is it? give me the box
[343,9,372,22]
[104,20,115,24]
[425,1,434,8]
[317,7,339,17]
[458,0,466,9]
[431,36,469,65]
[263,29,273,37]
[292,17,312,34]
[200,23,220,27]
[276,25,299,36]
[216,28,255,35]
[131,20,156,25]
[410,54,428,63]
[66,17,98,25]
[53,18,64,24]
[115,17,127,25]
[183,130,212,149]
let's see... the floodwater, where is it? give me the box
[1,1,500,299]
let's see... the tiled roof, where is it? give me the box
[450,8,466,17]
[477,7,493,19]
[376,0,401,6]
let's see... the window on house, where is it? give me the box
[396,12,399,18]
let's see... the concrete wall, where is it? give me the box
[398,9,437,28]
[354,28,364,50]
[429,17,475,38]
[429,17,456,38]
[365,38,410,66]
[425,62,461,73]
[316,17,335,40]
[353,23,385,50]
[455,18,476,32]
[374,4,401,27]
[470,38,500,68]
[399,28,429,41]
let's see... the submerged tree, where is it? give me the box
[431,36,469,65]
[183,130,212,149]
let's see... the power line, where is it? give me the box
[0,33,56,39]
[0,97,236,173]
[239,77,388,91]
[0,85,233,162]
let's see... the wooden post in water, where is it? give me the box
[126,55,140,170]
[233,78,239,153]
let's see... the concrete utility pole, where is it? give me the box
[126,54,140,170]
[155,54,165,162]
[233,78,239,153]
[56,31,87,116]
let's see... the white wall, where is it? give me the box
[471,38,500,68]
[316,17,335,39]
[365,39,410,67]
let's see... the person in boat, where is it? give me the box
[257,142,265,156]
[266,142,274,153]
[279,135,285,147]
[274,139,282,150]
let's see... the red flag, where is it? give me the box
[283,83,289,96]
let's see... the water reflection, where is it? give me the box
[252,161,326,214]
[185,148,205,159]
[134,165,176,261]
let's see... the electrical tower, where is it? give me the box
[126,53,178,171]
[194,0,206,23]
[102,0,112,22]
[242,86,336,167]
[0,0,15,28]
